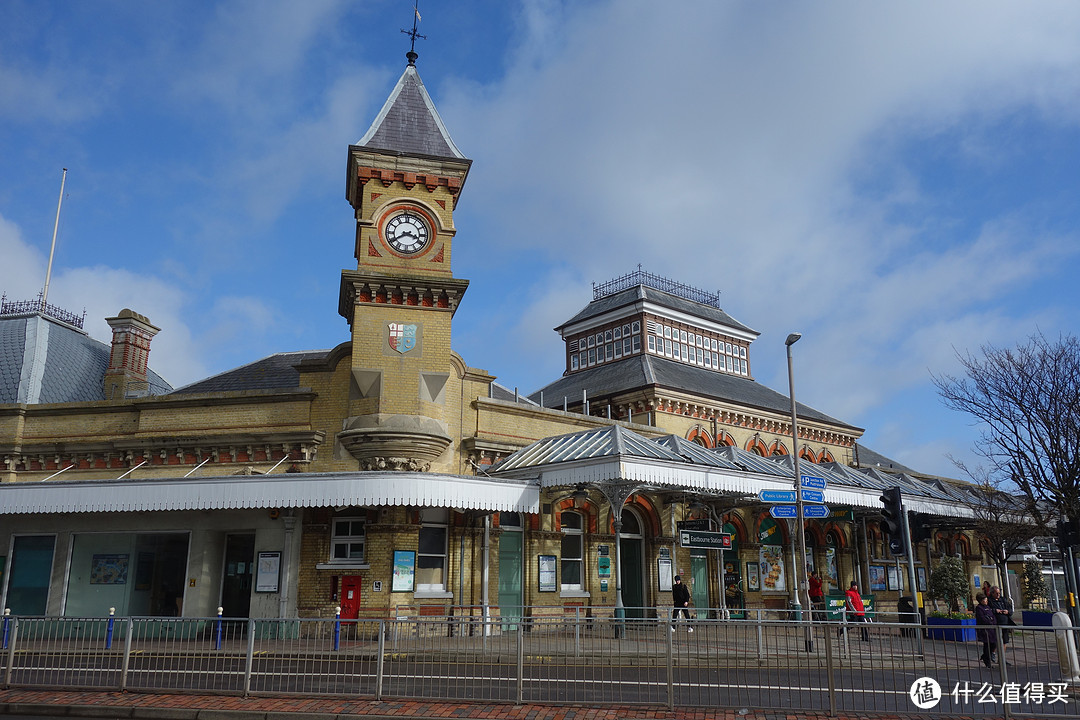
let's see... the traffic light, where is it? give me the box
[909,512,932,544]
[1057,519,1080,551]
[880,486,907,556]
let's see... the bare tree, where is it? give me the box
[934,331,1080,528]
[952,461,1046,602]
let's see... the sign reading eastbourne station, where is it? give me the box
[679,530,733,550]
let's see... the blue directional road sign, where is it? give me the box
[801,474,827,490]
[801,488,825,504]
[758,490,796,503]
[770,504,830,519]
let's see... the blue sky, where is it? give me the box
[2,0,1079,479]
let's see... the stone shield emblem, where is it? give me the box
[388,323,417,353]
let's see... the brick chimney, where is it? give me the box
[104,309,161,400]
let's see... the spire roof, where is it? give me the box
[356,65,466,160]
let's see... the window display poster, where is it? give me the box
[746,561,760,591]
[916,566,927,592]
[392,550,416,592]
[658,555,673,591]
[825,548,838,592]
[758,545,786,593]
[869,565,887,592]
[90,554,129,584]
[887,564,901,591]
[538,554,557,592]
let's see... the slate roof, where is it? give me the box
[170,350,331,395]
[852,444,917,474]
[528,353,860,431]
[556,285,756,337]
[0,313,171,404]
[356,64,466,160]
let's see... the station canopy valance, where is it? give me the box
[490,425,974,518]
[0,471,539,515]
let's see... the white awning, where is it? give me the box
[517,458,972,518]
[0,471,539,515]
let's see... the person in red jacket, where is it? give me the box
[840,581,869,641]
[808,571,825,618]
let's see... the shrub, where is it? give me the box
[1021,558,1049,609]
[928,555,969,612]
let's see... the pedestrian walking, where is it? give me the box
[839,581,869,641]
[988,585,1014,665]
[671,575,693,633]
[974,592,996,669]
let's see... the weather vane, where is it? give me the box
[401,0,426,65]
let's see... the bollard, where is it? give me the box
[215,607,223,650]
[105,607,115,649]
[1053,611,1080,682]
[334,606,342,651]
[1,609,9,650]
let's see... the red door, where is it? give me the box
[340,576,362,620]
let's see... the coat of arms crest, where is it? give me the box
[388,323,418,353]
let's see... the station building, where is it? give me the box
[0,55,995,625]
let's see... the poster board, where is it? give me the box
[392,550,416,592]
[255,551,281,593]
[538,555,557,592]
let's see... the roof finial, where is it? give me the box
[401,0,426,66]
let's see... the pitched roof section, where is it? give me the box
[357,64,466,160]
[0,313,171,404]
[556,285,756,337]
[170,350,331,395]
[529,353,859,431]
[488,424,981,515]
[491,424,685,472]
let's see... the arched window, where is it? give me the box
[819,450,835,463]
[716,431,736,447]
[686,426,712,448]
[799,447,817,463]
[747,437,769,456]
[769,440,788,456]
[560,511,584,591]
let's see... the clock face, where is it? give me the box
[383,211,430,255]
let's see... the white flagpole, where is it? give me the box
[42,168,68,309]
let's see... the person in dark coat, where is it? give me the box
[988,585,1014,665]
[671,575,693,633]
[974,592,997,669]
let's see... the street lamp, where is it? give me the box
[786,332,814,652]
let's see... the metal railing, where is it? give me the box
[1,608,1077,717]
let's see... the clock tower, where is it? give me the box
[337,56,477,472]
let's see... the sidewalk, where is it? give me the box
[0,689,956,720]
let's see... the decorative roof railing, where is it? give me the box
[592,268,721,309]
[0,292,86,329]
